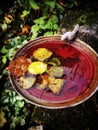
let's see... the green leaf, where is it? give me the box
[53,23,58,30]
[33,16,46,25]
[29,0,39,10]
[45,0,56,9]
[18,101,24,108]
[2,56,7,64]
[30,32,38,40]
[10,122,15,129]
[31,25,40,33]
[44,31,53,36]
[1,46,8,54]
[20,119,25,126]
[15,95,24,100]
[20,10,30,19]
[51,15,58,24]
[1,23,7,31]
[31,25,40,39]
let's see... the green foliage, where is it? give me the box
[1,89,29,129]
[1,23,8,31]
[29,0,40,10]
[0,35,27,66]
[20,10,30,19]
[30,15,58,39]
[45,0,56,9]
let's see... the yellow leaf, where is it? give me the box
[28,61,47,75]
[0,109,7,127]
[4,14,13,24]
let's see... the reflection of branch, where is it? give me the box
[64,57,79,68]
[39,87,52,99]
[69,63,78,80]
[39,87,49,99]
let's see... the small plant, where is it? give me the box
[30,15,59,39]
[0,89,30,129]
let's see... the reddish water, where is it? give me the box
[26,41,94,103]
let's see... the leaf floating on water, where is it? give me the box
[48,77,64,95]
[8,56,30,77]
[33,48,53,61]
[28,61,47,75]
[47,57,61,66]
[19,74,36,89]
[47,66,64,78]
